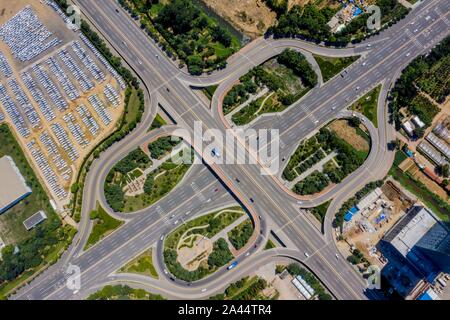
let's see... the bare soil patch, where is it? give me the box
[329,119,370,152]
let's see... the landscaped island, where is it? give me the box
[163,206,253,282]
[223,49,317,125]
[283,118,371,196]
[104,136,191,213]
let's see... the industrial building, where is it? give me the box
[417,141,448,166]
[0,156,32,214]
[402,121,415,137]
[412,116,425,129]
[23,210,48,231]
[380,206,450,297]
[433,122,449,141]
[426,132,450,160]
[343,188,383,222]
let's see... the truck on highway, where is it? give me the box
[227,261,238,270]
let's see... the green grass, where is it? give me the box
[123,160,191,212]
[209,276,272,300]
[264,239,276,250]
[393,149,408,166]
[149,113,167,131]
[124,87,141,125]
[313,55,359,82]
[85,203,123,250]
[202,85,218,100]
[120,249,158,278]
[87,284,165,300]
[164,206,244,251]
[350,85,381,127]
[0,124,60,245]
[389,160,449,221]
[310,200,331,223]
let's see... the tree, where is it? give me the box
[71,183,79,194]
[211,25,232,47]
[349,116,361,127]
[437,164,449,177]
[413,126,425,138]
[207,238,233,268]
[143,175,154,194]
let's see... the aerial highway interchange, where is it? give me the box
[4,0,449,301]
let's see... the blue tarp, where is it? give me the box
[344,207,359,221]
[344,212,354,222]
[417,292,433,300]
[353,7,363,17]
[349,206,358,214]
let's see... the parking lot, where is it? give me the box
[0,1,126,210]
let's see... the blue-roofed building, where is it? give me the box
[417,288,440,300]
[344,206,359,221]
[380,206,449,298]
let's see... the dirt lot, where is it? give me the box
[408,166,449,202]
[329,119,370,152]
[203,0,276,38]
[203,0,340,38]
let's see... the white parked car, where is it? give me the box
[304,252,310,258]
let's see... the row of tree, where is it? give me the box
[389,36,449,129]
[266,1,409,46]
[148,136,181,159]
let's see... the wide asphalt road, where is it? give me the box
[11,0,449,300]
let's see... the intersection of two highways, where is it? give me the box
[10,0,450,301]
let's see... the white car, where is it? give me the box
[335,254,339,259]
[245,252,250,257]
[185,211,190,215]
[304,252,309,258]
[160,235,164,241]
[163,269,168,275]
[174,220,179,225]
[201,288,207,293]
[366,44,371,48]
[362,62,366,66]
[356,86,360,90]
[211,147,221,158]
[406,53,411,57]
[297,200,303,204]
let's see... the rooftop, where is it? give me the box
[0,155,32,213]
